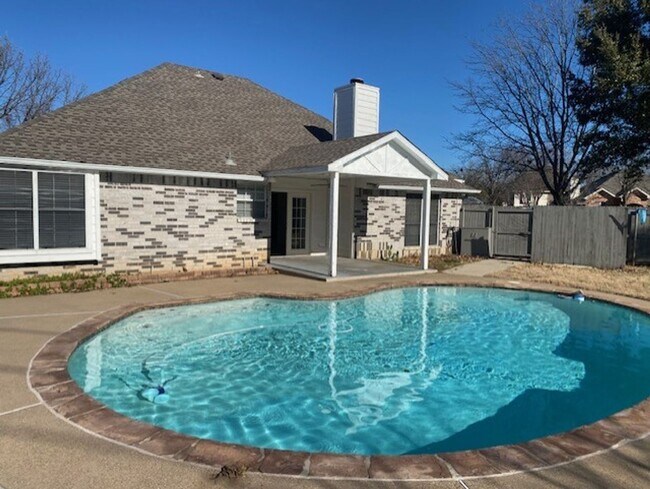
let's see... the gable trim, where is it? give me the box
[328,131,447,180]
[631,186,650,198]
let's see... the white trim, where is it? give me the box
[631,186,650,198]
[328,172,340,277]
[377,184,481,194]
[584,187,617,200]
[436,197,443,248]
[328,132,448,180]
[93,173,102,259]
[263,165,330,177]
[32,172,40,249]
[0,156,264,182]
[286,192,310,255]
[263,132,449,181]
[0,168,101,265]
[420,178,431,270]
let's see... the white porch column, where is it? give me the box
[420,178,431,270]
[328,172,340,277]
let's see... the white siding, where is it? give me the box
[353,84,380,137]
[333,86,355,140]
[333,82,380,140]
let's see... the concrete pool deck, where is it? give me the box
[0,271,649,488]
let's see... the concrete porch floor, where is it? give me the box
[0,271,648,488]
[270,255,427,280]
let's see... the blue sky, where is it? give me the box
[4,0,531,171]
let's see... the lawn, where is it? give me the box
[491,263,650,301]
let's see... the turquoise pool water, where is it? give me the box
[68,287,650,455]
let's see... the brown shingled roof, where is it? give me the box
[266,131,392,172]
[0,63,332,175]
[431,178,478,192]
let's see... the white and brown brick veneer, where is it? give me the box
[0,182,268,280]
[439,197,462,251]
[354,189,462,259]
[354,190,406,258]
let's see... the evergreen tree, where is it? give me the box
[573,0,649,176]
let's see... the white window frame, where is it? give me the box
[236,182,267,222]
[0,168,101,265]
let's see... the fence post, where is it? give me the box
[491,206,497,257]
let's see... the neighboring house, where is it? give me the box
[0,63,478,280]
[511,171,554,207]
[581,172,650,207]
[511,171,581,207]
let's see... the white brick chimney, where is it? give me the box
[333,78,380,140]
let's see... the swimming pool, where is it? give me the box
[67,286,650,456]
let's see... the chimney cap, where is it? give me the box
[350,77,365,84]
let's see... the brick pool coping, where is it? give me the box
[28,280,650,481]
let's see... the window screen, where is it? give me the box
[404,194,422,246]
[404,194,439,246]
[38,173,86,248]
[0,170,34,249]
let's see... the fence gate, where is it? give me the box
[492,208,533,259]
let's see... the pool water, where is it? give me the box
[68,287,650,455]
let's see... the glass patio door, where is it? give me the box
[288,195,309,254]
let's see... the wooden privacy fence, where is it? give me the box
[460,205,635,269]
[629,211,650,265]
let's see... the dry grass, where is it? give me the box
[398,254,482,272]
[492,263,650,301]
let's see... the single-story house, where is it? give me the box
[0,63,478,280]
[581,172,650,207]
[511,171,582,207]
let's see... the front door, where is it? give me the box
[287,194,309,254]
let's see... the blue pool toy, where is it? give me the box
[116,356,176,404]
[558,290,585,302]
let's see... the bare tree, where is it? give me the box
[452,1,597,205]
[461,155,515,205]
[0,36,85,131]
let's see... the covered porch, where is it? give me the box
[264,131,448,280]
[270,255,425,281]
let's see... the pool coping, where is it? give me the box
[27,279,650,481]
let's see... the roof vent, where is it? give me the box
[194,71,204,78]
[224,151,237,166]
[211,72,225,81]
[350,77,364,84]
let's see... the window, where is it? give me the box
[404,194,439,247]
[0,170,34,249]
[0,168,99,265]
[237,183,266,219]
[38,173,86,248]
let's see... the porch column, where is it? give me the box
[328,172,340,277]
[420,178,431,270]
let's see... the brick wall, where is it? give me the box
[439,197,462,251]
[353,189,458,259]
[354,190,405,259]
[0,182,269,280]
